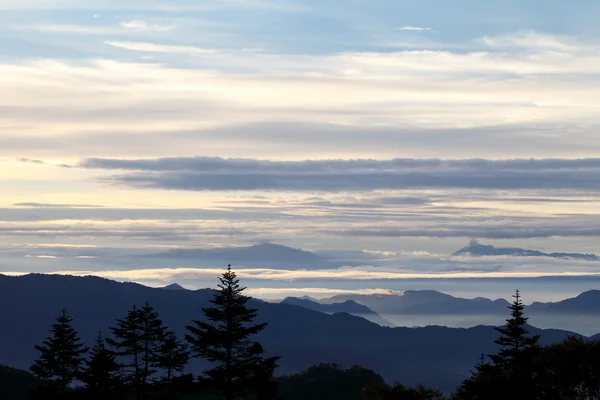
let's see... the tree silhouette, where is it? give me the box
[537,336,600,399]
[107,303,168,399]
[30,309,87,396]
[453,290,541,400]
[490,290,540,369]
[186,265,280,400]
[80,333,122,399]
[156,331,190,399]
[107,305,143,392]
[138,302,168,385]
[358,381,445,400]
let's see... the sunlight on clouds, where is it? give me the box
[8,267,600,285]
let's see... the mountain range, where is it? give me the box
[314,290,511,315]
[304,288,600,317]
[0,273,589,394]
[148,243,331,269]
[280,297,395,327]
[453,240,600,261]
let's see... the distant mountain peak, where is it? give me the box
[453,241,599,261]
[162,283,187,291]
[150,242,328,269]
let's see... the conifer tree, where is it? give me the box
[186,265,280,400]
[30,309,88,396]
[107,305,144,390]
[108,303,168,398]
[80,333,122,399]
[452,354,503,400]
[453,290,541,400]
[156,331,190,398]
[139,302,168,384]
[490,290,540,369]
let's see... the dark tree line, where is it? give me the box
[452,290,600,400]
[29,266,278,400]
[28,274,600,400]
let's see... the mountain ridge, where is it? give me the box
[280,297,395,327]
[148,243,331,269]
[453,240,600,261]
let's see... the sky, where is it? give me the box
[2,0,600,302]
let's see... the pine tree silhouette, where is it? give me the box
[490,290,540,370]
[156,331,190,399]
[107,303,168,399]
[138,302,168,385]
[30,309,88,396]
[80,333,122,399]
[454,290,541,400]
[107,305,144,391]
[186,265,280,400]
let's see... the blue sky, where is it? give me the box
[2,0,600,301]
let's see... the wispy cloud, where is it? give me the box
[13,202,106,208]
[477,31,585,51]
[105,41,216,54]
[399,26,434,32]
[17,158,45,164]
[12,23,121,35]
[120,20,177,32]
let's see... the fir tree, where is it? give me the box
[490,290,540,369]
[156,331,190,398]
[186,265,280,400]
[138,302,168,385]
[453,290,541,400]
[107,305,144,391]
[30,309,88,396]
[80,333,122,399]
[108,303,168,398]
[452,354,503,400]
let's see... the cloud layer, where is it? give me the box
[77,156,600,192]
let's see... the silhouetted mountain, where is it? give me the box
[0,273,582,394]
[162,283,187,291]
[453,239,599,261]
[528,290,600,313]
[281,297,395,327]
[149,243,330,269]
[319,290,510,315]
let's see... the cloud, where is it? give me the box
[119,20,176,32]
[0,0,305,11]
[77,156,600,192]
[105,41,215,54]
[246,287,404,298]
[5,267,600,285]
[14,202,105,208]
[399,26,433,32]
[2,32,600,161]
[17,158,45,164]
[477,31,586,51]
[13,24,119,35]
[331,226,600,240]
